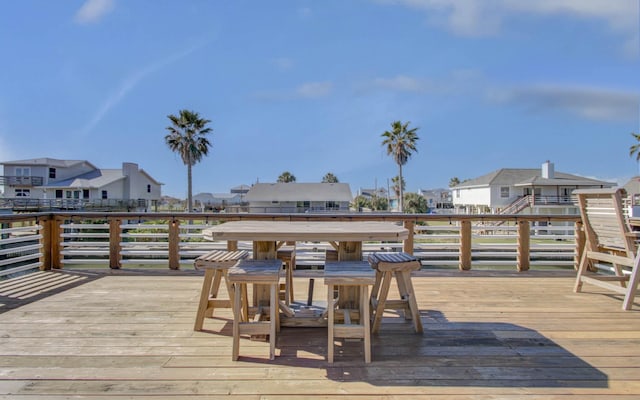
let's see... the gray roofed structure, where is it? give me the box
[454,168,613,188]
[0,158,96,169]
[44,169,125,188]
[246,183,353,202]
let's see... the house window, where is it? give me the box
[15,167,30,176]
[15,189,30,197]
[49,168,56,179]
[326,201,339,210]
[147,184,151,193]
[101,190,108,199]
[55,190,63,198]
[500,187,510,198]
[83,189,89,199]
[66,191,72,199]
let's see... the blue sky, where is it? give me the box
[0,0,638,198]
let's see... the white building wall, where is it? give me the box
[453,187,491,207]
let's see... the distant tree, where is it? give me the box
[277,171,296,183]
[352,195,371,211]
[164,109,212,213]
[322,172,339,183]
[629,132,640,161]
[403,192,428,214]
[370,195,389,211]
[449,177,461,187]
[381,120,419,212]
[391,175,406,201]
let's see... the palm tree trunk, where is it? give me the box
[398,163,403,213]
[187,163,193,213]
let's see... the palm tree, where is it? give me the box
[629,132,640,162]
[322,172,339,183]
[391,175,405,202]
[164,110,212,213]
[277,171,296,183]
[449,177,461,187]
[381,120,419,212]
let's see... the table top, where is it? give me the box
[202,220,409,242]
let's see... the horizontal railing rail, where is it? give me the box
[0,212,583,277]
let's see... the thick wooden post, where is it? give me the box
[227,240,238,251]
[403,220,414,255]
[168,219,180,270]
[51,217,62,269]
[517,221,530,271]
[459,220,472,270]
[39,217,52,270]
[574,221,585,271]
[109,218,122,269]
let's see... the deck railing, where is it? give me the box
[0,212,583,277]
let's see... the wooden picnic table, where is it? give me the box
[202,220,410,261]
[202,220,410,327]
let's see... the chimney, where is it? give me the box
[542,160,554,179]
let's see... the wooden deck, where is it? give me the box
[0,268,639,399]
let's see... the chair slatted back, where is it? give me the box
[575,188,635,258]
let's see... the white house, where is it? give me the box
[245,182,353,213]
[0,158,162,210]
[451,161,614,215]
[418,188,453,211]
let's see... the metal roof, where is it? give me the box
[453,168,614,188]
[245,183,353,202]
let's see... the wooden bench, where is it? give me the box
[324,261,376,363]
[193,250,249,331]
[228,259,282,361]
[368,252,423,334]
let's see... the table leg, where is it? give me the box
[327,283,335,363]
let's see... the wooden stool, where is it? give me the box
[368,252,423,334]
[324,261,376,363]
[193,250,249,331]
[228,259,282,361]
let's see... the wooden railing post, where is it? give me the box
[517,220,530,271]
[459,220,472,270]
[109,217,122,269]
[168,219,180,270]
[574,220,585,271]
[39,216,52,270]
[403,220,414,255]
[51,217,62,269]
[227,240,238,251]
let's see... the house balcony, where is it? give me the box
[0,211,638,398]
[0,175,44,187]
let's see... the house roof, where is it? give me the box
[623,176,640,194]
[0,158,96,169]
[44,169,125,189]
[246,183,353,202]
[231,184,251,193]
[453,168,614,189]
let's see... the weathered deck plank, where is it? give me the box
[0,269,639,399]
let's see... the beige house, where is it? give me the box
[0,158,162,210]
[245,183,353,213]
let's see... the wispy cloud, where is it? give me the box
[491,84,640,122]
[359,70,483,94]
[377,0,639,55]
[79,42,208,136]
[295,82,332,98]
[74,0,115,25]
[253,81,333,101]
